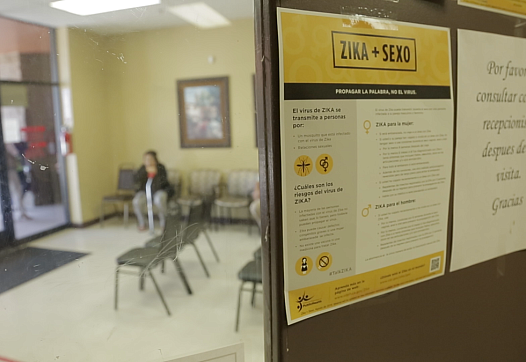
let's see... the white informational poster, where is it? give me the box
[458,0,526,20]
[451,29,526,271]
[278,8,454,324]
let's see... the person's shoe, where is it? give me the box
[21,213,32,220]
[138,225,147,232]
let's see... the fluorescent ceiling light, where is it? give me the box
[50,0,161,16]
[168,2,231,29]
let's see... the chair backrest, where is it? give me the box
[167,168,182,198]
[117,169,136,192]
[157,211,183,256]
[226,169,259,197]
[182,201,205,244]
[167,168,181,187]
[188,169,221,197]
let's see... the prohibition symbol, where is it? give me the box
[316,252,332,271]
[294,155,313,177]
[316,154,333,174]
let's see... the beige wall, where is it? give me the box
[67,29,116,223]
[62,19,257,223]
[105,19,258,188]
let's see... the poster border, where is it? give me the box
[278,7,454,325]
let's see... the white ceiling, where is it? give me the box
[0,0,254,34]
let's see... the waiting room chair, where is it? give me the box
[100,163,135,227]
[214,170,258,234]
[146,200,219,278]
[167,168,183,202]
[235,248,262,332]
[114,211,192,316]
[235,200,263,331]
[177,169,221,227]
[182,201,220,276]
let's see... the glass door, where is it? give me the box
[0,83,68,241]
[0,17,68,246]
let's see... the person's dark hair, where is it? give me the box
[144,150,159,164]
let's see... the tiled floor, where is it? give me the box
[0,218,264,362]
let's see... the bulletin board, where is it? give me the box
[254,0,526,361]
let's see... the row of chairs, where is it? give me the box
[235,199,263,331]
[114,202,219,316]
[114,197,264,331]
[101,167,259,231]
[235,246,262,332]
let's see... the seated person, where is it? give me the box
[133,150,173,231]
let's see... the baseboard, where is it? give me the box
[14,224,71,246]
[72,212,118,228]
[211,217,257,226]
[72,215,256,228]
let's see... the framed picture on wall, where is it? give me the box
[177,77,231,148]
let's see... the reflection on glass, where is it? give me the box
[1,84,67,239]
[0,17,52,83]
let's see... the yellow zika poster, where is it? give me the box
[458,0,526,19]
[277,8,454,324]
[451,30,526,271]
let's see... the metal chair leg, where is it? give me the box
[214,204,219,231]
[203,229,220,262]
[235,281,245,332]
[140,271,145,290]
[192,243,210,277]
[114,267,119,310]
[161,260,165,274]
[217,205,222,229]
[173,258,193,295]
[251,282,257,307]
[248,206,251,235]
[148,270,171,316]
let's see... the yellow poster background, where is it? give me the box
[280,11,451,86]
[289,252,444,321]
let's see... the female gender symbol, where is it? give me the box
[363,120,372,134]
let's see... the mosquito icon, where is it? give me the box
[296,156,312,176]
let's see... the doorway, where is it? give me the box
[0,17,68,247]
